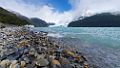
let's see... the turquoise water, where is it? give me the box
[33,27,120,48]
[33,27,120,68]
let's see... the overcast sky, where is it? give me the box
[0,0,120,26]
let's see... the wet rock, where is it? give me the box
[0,40,6,45]
[74,56,85,63]
[62,49,76,58]
[0,55,7,60]
[23,48,29,54]
[26,64,35,68]
[0,59,10,67]
[20,61,26,67]
[29,48,36,56]
[51,59,61,68]
[48,49,55,55]
[9,60,19,68]
[10,63,20,68]
[59,58,70,65]
[51,59,61,66]
[71,63,83,68]
[35,58,49,67]
[81,55,87,61]
[0,66,4,68]
[36,54,45,59]
[67,57,75,62]
[11,60,18,64]
[75,56,81,61]
[23,57,31,64]
[18,40,29,47]
[84,62,88,68]
[61,64,72,68]
[55,51,61,60]
[59,58,72,68]
[66,51,76,57]
[7,51,23,60]
[48,55,56,62]
[42,67,49,68]
[51,65,61,68]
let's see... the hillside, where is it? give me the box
[31,18,48,27]
[0,7,30,26]
[0,7,50,27]
[68,13,120,27]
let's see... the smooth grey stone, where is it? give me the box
[61,64,72,68]
[35,58,49,67]
[26,64,35,68]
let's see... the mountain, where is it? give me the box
[11,10,49,27]
[68,13,120,27]
[48,23,55,26]
[0,7,30,26]
[0,7,49,27]
[31,18,48,27]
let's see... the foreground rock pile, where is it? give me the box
[0,27,88,68]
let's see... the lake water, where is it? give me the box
[33,27,120,68]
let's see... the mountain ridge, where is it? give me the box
[0,7,49,27]
[68,13,120,27]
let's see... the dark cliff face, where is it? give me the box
[0,7,30,26]
[68,13,120,27]
[31,18,49,27]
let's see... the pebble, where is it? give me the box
[23,57,31,63]
[26,64,35,68]
[61,64,72,68]
[20,61,26,67]
[66,51,76,57]
[0,27,89,68]
[59,58,70,64]
[9,60,19,68]
[51,59,61,66]
[35,58,49,67]
[84,62,89,68]
[29,48,36,55]
[11,60,18,64]
[0,59,10,67]
[36,54,45,59]
[10,63,20,68]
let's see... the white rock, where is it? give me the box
[0,59,10,67]
[20,61,26,67]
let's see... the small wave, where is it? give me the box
[47,33,63,38]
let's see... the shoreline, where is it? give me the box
[59,37,120,68]
[0,27,88,68]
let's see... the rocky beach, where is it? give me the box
[1,0,120,68]
[0,27,88,68]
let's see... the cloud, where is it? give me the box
[0,0,73,26]
[0,0,120,26]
